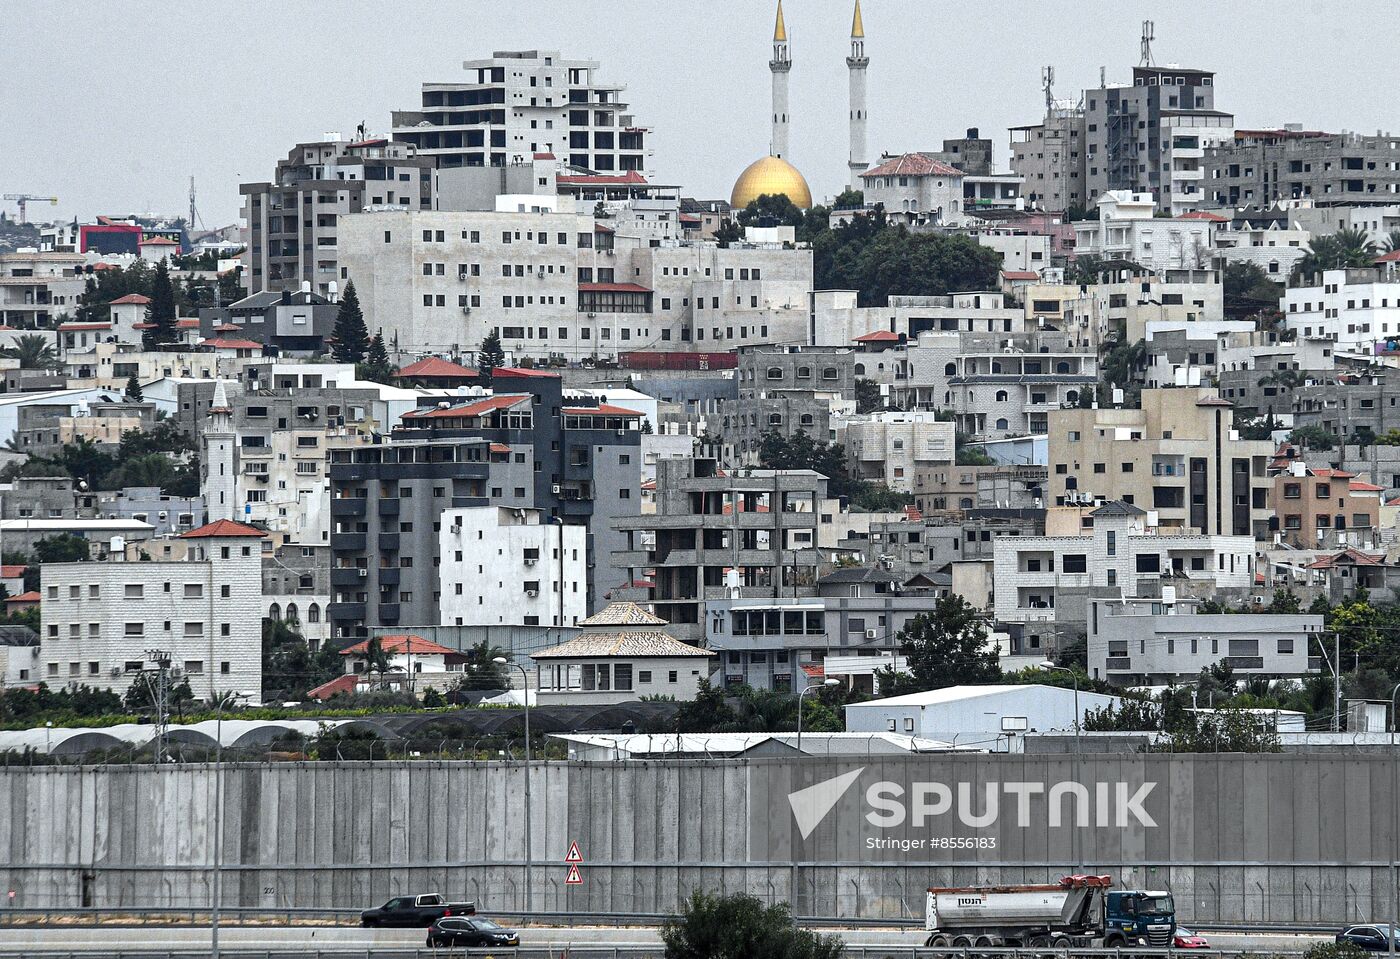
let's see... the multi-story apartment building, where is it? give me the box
[1010,103,1087,213]
[327,368,642,640]
[1073,191,1215,272]
[716,346,854,462]
[338,208,811,362]
[438,506,587,628]
[810,291,1024,347]
[263,543,332,651]
[1283,267,1400,354]
[841,412,955,492]
[613,458,839,641]
[1293,369,1400,438]
[390,49,651,174]
[857,154,966,226]
[1212,223,1308,279]
[1203,129,1400,209]
[38,520,265,700]
[1289,203,1400,245]
[899,331,1097,440]
[1022,269,1222,346]
[1082,65,1234,212]
[240,137,435,296]
[1271,461,1382,550]
[993,501,1255,628]
[1087,596,1322,685]
[1047,388,1274,538]
[197,289,340,353]
[911,464,1048,516]
[97,487,203,537]
[0,251,85,327]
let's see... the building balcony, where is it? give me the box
[378,532,400,552]
[330,568,367,588]
[330,532,367,552]
[378,603,401,624]
[377,567,401,587]
[378,498,400,517]
[331,498,367,518]
[328,602,366,622]
[612,549,654,567]
[1105,656,1132,671]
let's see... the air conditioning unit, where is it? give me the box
[551,484,562,494]
[357,569,367,578]
[524,558,537,567]
[526,589,539,598]
[865,628,879,639]
[110,667,123,678]
[616,428,627,437]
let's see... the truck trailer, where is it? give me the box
[923,875,1175,948]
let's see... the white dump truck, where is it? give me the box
[924,875,1176,948]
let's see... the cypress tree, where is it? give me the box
[331,280,369,364]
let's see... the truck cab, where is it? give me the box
[1103,890,1176,946]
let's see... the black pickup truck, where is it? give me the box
[359,893,476,927]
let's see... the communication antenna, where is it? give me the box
[1041,66,1055,111]
[1100,66,1106,88]
[1139,20,1155,67]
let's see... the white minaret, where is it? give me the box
[770,0,791,158]
[846,0,869,190]
[202,379,237,523]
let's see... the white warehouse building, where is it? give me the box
[844,684,1123,747]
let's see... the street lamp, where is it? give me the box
[1042,660,1082,871]
[494,657,532,913]
[211,691,249,959]
[797,679,840,754]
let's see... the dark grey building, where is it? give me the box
[198,289,339,353]
[721,346,855,464]
[1204,129,1400,209]
[327,368,641,641]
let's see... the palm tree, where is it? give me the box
[1383,230,1400,254]
[1294,228,1377,282]
[362,636,395,690]
[1,333,61,371]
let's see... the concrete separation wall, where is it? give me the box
[1,754,1398,924]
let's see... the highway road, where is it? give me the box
[0,923,1331,953]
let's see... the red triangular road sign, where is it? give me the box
[565,841,583,863]
[565,863,583,885]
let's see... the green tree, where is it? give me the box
[330,280,369,364]
[1082,698,1164,732]
[878,594,999,695]
[1,333,61,371]
[955,435,994,466]
[662,891,843,959]
[737,193,807,229]
[123,671,195,713]
[1222,261,1282,321]
[854,378,884,414]
[832,188,864,209]
[124,373,144,402]
[477,330,505,382]
[360,635,396,690]
[1289,424,1336,451]
[1154,706,1281,753]
[1294,227,1377,281]
[1383,230,1400,254]
[674,679,738,732]
[142,259,178,348]
[1267,588,1301,614]
[457,641,511,691]
[358,333,394,383]
[33,534,89,565]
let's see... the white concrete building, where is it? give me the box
[1073,192,1215,273]
[992,501,1255,628]
[0,251,86,327]
[37,519,266,701]
[438,506,588,627]
[857,153,966,226]
[810,291,1023,348]
[1283,268,1400,354]
[839,411,955,491]
[844,684,1122,746]
[529,601,713,704]
[977,231,1051,274]
[391,50,652,175]
[1213,224,1309,279]
[338,209,812,362]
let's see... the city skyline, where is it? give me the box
[6,0,1398,225]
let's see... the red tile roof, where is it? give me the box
[1310,468,1355,479]
[1001,270,1039,281]
[533,152,556,160]
[402,395,531,419]
[396,356,478,379]
[1377,250,1400,264]
[1195,395,1233,407]
[1178,211,1229,221]
[493,366,561,379]
[1350,481,1384,492]
[307,674,359,701]
[5,591,40,603]
[179,519,267,539]
[139,237,178,246]
[58,322,111,332]
[853,329,900,343]
[177,318,200,329]
[578,282,651,293]
[489,442,512,454]
[339,634,460,657]
[109,294,151,305]
[861,153,964,178]
[562,404,644,416]
[1307,548,1384,569]
[0,565,27,579]
[558,171,648,185]
[213,323,243,332]
[347,138,388,149]
[201,338,263,350]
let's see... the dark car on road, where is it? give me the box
[427,916,520,949]
[360,893,475,927]
[1338,925,1400,951]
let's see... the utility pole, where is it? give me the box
[145,648,173,763]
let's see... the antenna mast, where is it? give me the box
[1139,20,1155,67]
[1041,65,1055,111]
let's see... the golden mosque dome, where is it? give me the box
[730,155,813,211]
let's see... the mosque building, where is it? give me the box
[730,1,869,211]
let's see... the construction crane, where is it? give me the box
[2,194,58,224]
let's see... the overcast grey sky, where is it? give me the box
[5,0,1392,227]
